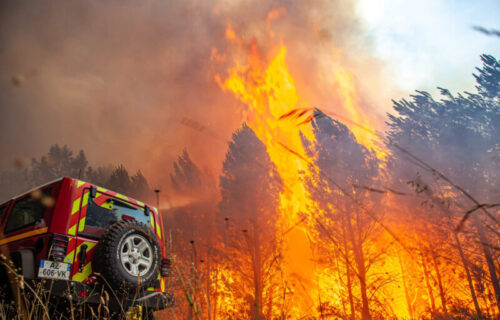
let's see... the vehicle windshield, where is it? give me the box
[84,196,150,231]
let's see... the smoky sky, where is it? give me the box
[0,0,389,189]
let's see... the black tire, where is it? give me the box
[96,220,161,292]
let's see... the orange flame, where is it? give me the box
[212,16,488,319]
[220,42,320,316]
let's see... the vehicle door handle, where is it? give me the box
[78,244,88,272]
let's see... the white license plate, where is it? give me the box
[38,260,71,280]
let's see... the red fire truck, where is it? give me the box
[0,177,172,319]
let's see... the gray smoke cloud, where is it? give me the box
[0,0,390,189]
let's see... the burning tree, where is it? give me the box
[386,54,500,316]
[217,123,283,319]
[301,111,384,320]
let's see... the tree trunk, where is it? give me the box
[345,253,355,319]
[333,250,348,317]
[453,231,482,316]
[473,219,500,312]
[431,251,447,314]
[420,251,436,314]
[342,214,355,320]
[346,212,371,320]
[398,252,414,319]
[252,222,264,319]
[265,285,273,320]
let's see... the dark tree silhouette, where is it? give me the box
[31,144,88,185]
[474,55,500,98]
[302,111,381,320]
[217,123,282,319]
[0,144,153,203]
[85,164,114,188]
[386,55,500,312]
[170,149,202,193]
[165,148,219,319]
[107,165,132,195]
[130,170,152,201]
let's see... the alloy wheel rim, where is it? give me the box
[119,234,153,276]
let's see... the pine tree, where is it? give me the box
[302,111,380,320]
[31,144,88,185]
[217,123,282,319]
[129,170,152,202]
[386,55,500,313]
[107,165,132,195]
[170,149,202,193]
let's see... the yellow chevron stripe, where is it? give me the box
[156,223,161,239]
[136,200,144,207]
[68,224,77,236]
[72,197,81,215]
[150,214,155,230]
[0,227,48,246]
[147,274,163,292]
[115,193,129,201]
[76,180,85,188]
[97,187,107,193]
[64,249,75,264]
[82,191,90,207]
[101,199,113,209]
[72,261,92,282]
[72,242,96,281]
[63,238,76,263]
[78,217,86,233]
[161,277,165,291]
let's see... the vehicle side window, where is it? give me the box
[4,188,52,234]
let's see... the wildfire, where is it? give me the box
[218,42,319,317]
[214,15,393,316]
[208,9,496,320]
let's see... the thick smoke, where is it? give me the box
[0,0,390,192]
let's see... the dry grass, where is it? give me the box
[0,255,167,320]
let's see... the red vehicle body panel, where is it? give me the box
[0,177,167,293]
